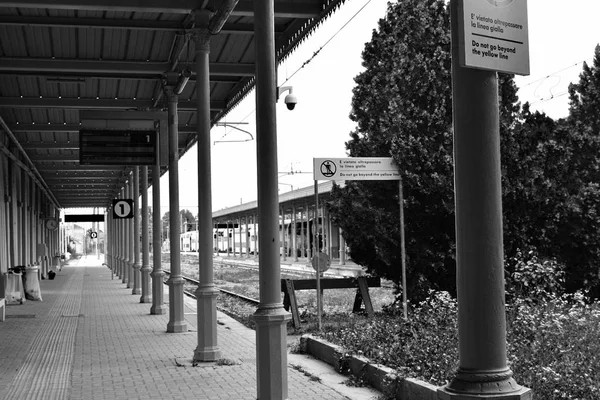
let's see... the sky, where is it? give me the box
[156,0,600,216]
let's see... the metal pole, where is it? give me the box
[314,181,321,330]
[399,177,407,320]
[128,177,134,289]
[132,166,141,295]
[192,11,220,361]
[150,160,166,314]
[165,86,187,333]
[253,1,291,397]
[439,2,531,398]
[140,165,151,303]
[123,184,130,285]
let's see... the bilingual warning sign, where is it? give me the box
[313,158,400,181]
[459,0,529,76]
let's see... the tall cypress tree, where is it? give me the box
[328,0,455,300]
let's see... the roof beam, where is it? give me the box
[0,58,255,78]
[0,0,323,18]
[30,155,80,162]
[37,166,124,171]
[232,1,323,18]
[0,97,226,111]
[22,142,80,150]
[0,0,205,14]
[45,181,115,186]
[0,16,284,35]
[13,124,198,134]
[0,15,185,31]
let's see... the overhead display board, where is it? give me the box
[64,214,105,223]
[458,0,530,75]
[79,130,156,165]
[80,111,168,167]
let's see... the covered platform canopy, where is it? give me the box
[0,0,347,209]
[0,2,351,399]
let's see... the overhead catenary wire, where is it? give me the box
[280,0,374,87]
[214,0,375,144]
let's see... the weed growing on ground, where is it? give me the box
[314,251,600,399]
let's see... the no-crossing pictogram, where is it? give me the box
[319,160,336,178]
[486,0,514,7]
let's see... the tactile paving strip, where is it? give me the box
[2,268,82,400]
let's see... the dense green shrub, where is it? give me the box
[315,251,600,399]
[505,249,566,303]
[320,290,458,386]
[507,292,600,399]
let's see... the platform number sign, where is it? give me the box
[112,199,134,219]
[90,232,98,239]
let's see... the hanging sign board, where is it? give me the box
[458,0,530,75]
[313,157,400,181]
[112,199,134,219]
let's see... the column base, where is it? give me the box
[166,275,188,333]
[438,387,532,400]
[193,346,221,362]
[132,263,142,294]
[193,286,221,362]
[150,305,167,315]
[139,294,151,303]
[438,369,532,400]
[126,262,134,288]
[253,304,292,400]
[150,270,166,314]
[166,321,188,333]
[122,260,128,284]
[140,266,152,303]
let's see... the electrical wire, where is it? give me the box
[281,0,374,87]
[214,0,375,145]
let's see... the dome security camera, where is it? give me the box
[278,86,297,111]
[284,93,297,110]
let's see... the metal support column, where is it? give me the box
[165,85,187,333]
[292,204,298,262]
[339,228,346,265]
[122,186,129,284]
[253,1,292,397]
[140,166,151,303]
[151,162,167,314]
[118,189,124,279]
[192,10,220,360]
[438,2,532,399]
[127,176,135,289]
[238,215,244,258]
[132,167,142,295]
[280,207,285,261]
[253,214,257,258]
[245,216,249,257]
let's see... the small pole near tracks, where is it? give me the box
[313,180,322,330]
[399,176,407,320]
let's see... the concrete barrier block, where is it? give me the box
[301,334,441,400]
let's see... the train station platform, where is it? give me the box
[0,256,379,400]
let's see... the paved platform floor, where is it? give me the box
[0,256,379,400]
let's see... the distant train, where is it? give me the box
[179,218,328,257]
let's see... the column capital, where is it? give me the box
[163,87,178,103]
[190,29,211,52]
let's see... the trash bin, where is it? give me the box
[52,254,62,272]
[24,266,42,301]
[5,271,25,305]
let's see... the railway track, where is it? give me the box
[163,270,260,306]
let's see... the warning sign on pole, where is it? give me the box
[458,0,530,75]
